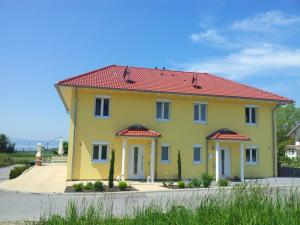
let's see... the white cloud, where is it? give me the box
[190,29,226,44]
[231,10,300,32]
[183,45,300,80]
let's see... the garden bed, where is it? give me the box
[65,185,137,193]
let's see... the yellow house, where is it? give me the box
[56,65,292,182]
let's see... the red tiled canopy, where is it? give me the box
[207,129,251,141]
[57,65,292,103]
[116,124,161,137]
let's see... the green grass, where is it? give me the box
[0,151,56,167]
[36,185,300,225]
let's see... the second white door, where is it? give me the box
[128,145,145,179]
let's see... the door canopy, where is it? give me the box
[207,128,251,141]
[116,124,161,137]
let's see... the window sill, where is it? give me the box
[193,161,201,165]
[246,123,258,126]
[160,160,170,164]
[194,121,207,125]
[91,160,108,164]
[246,162,257,166]
[156,119,171,123]
[94,116,111,120]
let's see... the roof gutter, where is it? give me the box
[55,84,70,113]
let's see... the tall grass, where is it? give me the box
[37,185,300,225]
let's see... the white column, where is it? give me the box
[121,139,127,181]
[240,142,244,182]
[215,141,220,182]
[150,139,156,183]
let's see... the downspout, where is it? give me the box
[272,103,281,177]
[70,87,78,180]
[205,139,208,174]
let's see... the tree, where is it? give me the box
[63,141,68,155]
[276,103,300,157]
[0,134,14,153]
[177,150,182,181]
[108,149,115,188]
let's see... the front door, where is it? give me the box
[220,148,230,178]
[128,145,144,179]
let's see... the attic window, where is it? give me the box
[192,74,201,89]
[123,66,135,84]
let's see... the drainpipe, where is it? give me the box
[70,87,78,180]
[205,139,208,174]
[272,103,281,177]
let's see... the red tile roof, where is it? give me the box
[57,65,291,103]
[116,124,161,137]
[207,129,251,141]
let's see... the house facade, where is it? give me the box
[56,65,291,182]
[285,123,300,159]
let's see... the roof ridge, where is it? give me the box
[57,65,116,84]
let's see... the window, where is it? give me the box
[156,100,170,121]
[245,106,257,125]
[193,145,202,163]
[95,96,111,118]
[161,145,170,163]
[194,103,207,123]
[92,143,109,162]
[246,147,258,165]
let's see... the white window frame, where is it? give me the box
[160,144,170,163]
[194,102,207,124]
[245,105,258,125]
[156,99,171,122]
[193,144,202,164]
[91,141,110,163]
[94,95,111,119]
[245,146,258,165]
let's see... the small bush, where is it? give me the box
[72,183,84,192]
[178,181,185,189]
[118,181,128,191]
[94,181,104,191]
[84,182,94,191]
[9,165,30,179]
[218,178,229,187]
[202,173,213,188]
[190,177,202,188]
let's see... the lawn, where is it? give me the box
[37,186,300,225]
[0,151,56,167]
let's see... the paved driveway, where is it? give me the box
[0,165,14,183]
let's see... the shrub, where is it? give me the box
[108,149,115,188]
[94,181,104,191]
[218,178,229,187]
[178,181,185,189]
[190,177,202,188]
[84,182,94,191]
[177,150,182,181]
[118,181,128,191]
[9,165,30,179]
[63,141,68,155]
[72,183,84,192]
[0,154,14,167]
[202,173,213,188]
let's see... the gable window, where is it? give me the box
[245,106,257,125]
[92,143,109,162]
[161,145,170,163]
[95,96,111,118]
[156,100,170,121]
[194,103,207,123]
[246,147,258,165]
[193,145,202,164]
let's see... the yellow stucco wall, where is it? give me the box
[60,86,277,180]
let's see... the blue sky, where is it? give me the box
[0,0,299,141]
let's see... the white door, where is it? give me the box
[220,148,230,178]
[128,145,145,179]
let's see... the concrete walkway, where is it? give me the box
[0,164,67,193]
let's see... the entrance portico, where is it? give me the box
[116,124,161,183]
[207,129,251,182]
